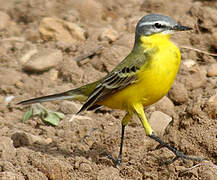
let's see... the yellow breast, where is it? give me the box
[99,34,181,110]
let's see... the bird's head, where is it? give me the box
[136,14,192,37]
[134,14,192,47]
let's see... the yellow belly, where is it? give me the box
[99,37,181,110]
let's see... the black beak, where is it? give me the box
[172,24,193,31]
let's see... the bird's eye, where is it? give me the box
[154,23,162,28]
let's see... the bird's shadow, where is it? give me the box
[27,140,114,166]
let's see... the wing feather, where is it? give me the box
[77,67,138,114]
[76,47,156,113]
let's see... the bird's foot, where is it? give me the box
[108,154,122,166]
[150,133,204,165]
[161,149,205,165]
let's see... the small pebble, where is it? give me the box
[39,17,86,43]
[183,59,196,68]
[97,167,123,180]
[169,82,188,104]
[79,163,92,172]
[155,96,175,116]
[20,48,38,64]
[99,28,118,42]
[4,95,14,105]
[149,111,172,136]
[23,49,62,72]
[0,11,11,30]
[207,63,217,77]
[11,132,52,147]
[0,137,16,161]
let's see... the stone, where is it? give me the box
[201,169,217,180]
[183,59,196,68]
[169,81,188,104]
[155,96,175,116]
[0,161,15,173]
[191,6,217,30]
[211,31,217,50]
[25,28,41,42]
[74,156,92,173]
[4,95,15,105]
[113,17,126,32]
[29,155,74,180]
[100,45,131,72]
[23,49,62,72]
[97,167,123,180]
[0,11,11,30]
[207,63,217,77]
[49,69,59,81]
[149,111,172,136]
[30,134,52,145]
[183,59,199,72]
[202,7,217,29]
[8,21,21,36]
[140,0,165,12]
[58,57,83,84]
[20,48,38,64]
[79,163,92,172]
[0,137,16,160]
[99,28,118,42]
[74,0,104,23]
[39,17,85,43]
[11,132,32,147]
[11,131,52,147]
[186,71,206,90]
[115,34,134,48]
[0,69,22,86]
[0,171,25,180]
[208,92,217,105]
[206,91,217,117]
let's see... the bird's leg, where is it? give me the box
[149,132,204,165]
[133,103,204,165]
[108,112,132,166]
[108,124,125,166]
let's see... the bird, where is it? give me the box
[18,14,203,166]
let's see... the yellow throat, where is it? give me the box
[138,33,181,105]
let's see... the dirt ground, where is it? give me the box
[0,0,217,179]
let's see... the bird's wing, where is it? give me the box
[77,68,138,114]
[76,52,149,114]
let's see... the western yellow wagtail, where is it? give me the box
[18,14,203,166]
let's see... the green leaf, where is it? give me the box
[21,104,64,126]
[32,104,44,115]
[22,108,33,123]
[53,111,65,119]
[41,112,60,126]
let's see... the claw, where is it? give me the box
[150,132,204,165]
[168,149,204,165]
[108,154,122,166]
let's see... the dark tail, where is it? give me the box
[17,80,101,105]
[17,89,84,105]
